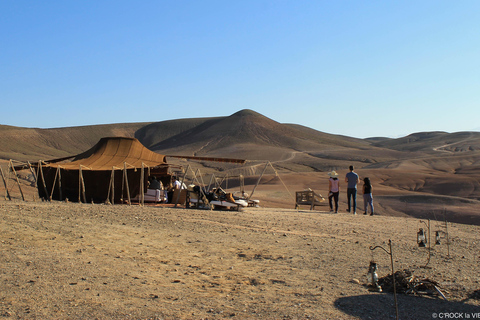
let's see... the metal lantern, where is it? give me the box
[367,261,382,292]
[417,228,426,247]
[435,231,441,245]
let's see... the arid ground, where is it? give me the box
[1,199,479,319]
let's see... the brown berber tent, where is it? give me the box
[37,137,167,203]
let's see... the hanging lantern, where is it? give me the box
[417,228,426,247]
[435,231,441,245]
[366,261,382,292]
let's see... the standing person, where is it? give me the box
[166,177,177,203]
[363,177,374,216]
[173,176,186,190]
[328,171,340,213]
[345,165,359,215]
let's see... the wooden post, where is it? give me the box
[191,168,212,210]
[370,240,399,320]
[110,167,115,204]
[27,161,38,201]
[140,163,145,206]
[0,166,12,201]
[445,216,450,258]
[57,166,62,200]
[123,162,131,205]
[269,161,294,201]
[389,240,399,320]
[207,173,215,192]
[121,166,125,203]
[27,161,38,184]
[78,166,82,202]
[78,166,87,203]
[106,168,114,204]
[38,161,49,201]
[111,167,115,204]
[10,160,25,201]
[50,166,60,201]
[248,162,269,201]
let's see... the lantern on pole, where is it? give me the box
[366,261,382,292]
[369,240,399,320]
[417,228,426,247]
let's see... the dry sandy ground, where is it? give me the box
[1,200,479,320]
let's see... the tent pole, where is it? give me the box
[0,166,12,201]
[50,166,59,201]
[140,163,145,206]
[58,166,62,201]
[81,170,87,203]
[38,161,49,201]
[123,162,131,205]
[106,173,111,204]
[269,162,294,201]
[191,168,212,210]
[27,161,38,184]
[192,168,200,186]
[197,169,207,187]
[78,166,82,202]
[78,166,87,203]
[10,160,25,201]
[28,161,38,202]
[207,173,215,192]
[111,168,115,205]
[121,165,125,203]
[218,175,227,189]
[248,162,269,201]
[106,168,114,204]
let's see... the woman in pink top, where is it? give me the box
[328,171,340,213]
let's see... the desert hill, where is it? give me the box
[371,131,480,153]
[1,109,480,225]
[148,110,368,158]
[0,123,149,161]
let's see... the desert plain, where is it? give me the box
[1,198,479,319]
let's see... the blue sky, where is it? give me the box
[1,1,479,138]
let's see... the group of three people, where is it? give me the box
[327,165,374,215]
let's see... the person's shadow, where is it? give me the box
[335,290,480,320]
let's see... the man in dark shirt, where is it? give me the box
[345,165,359,215]
[149,176,161,190]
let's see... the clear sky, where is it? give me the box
[1,1,479,138]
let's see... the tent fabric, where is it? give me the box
[37,137,167,203]
[47,137,167,170]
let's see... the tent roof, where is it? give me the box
[47,137,167,170]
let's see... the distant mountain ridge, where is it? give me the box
[1,109,479,163]
[0,122,149,161]
[371,131,480,152]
